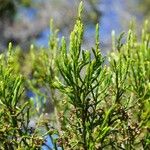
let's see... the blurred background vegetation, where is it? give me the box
[0,0,149,51]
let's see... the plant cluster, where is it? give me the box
[0,2,149,150]
[0,44,45,149]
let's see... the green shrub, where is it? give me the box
[0,2,149,150]
[0,44,43,149]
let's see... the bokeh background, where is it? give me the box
[0,0,149,53]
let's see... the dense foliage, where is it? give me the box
[0,0,31,18]
[0,2,149,150]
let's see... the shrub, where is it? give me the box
[0,44,45,149]
[0,2,149,150]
